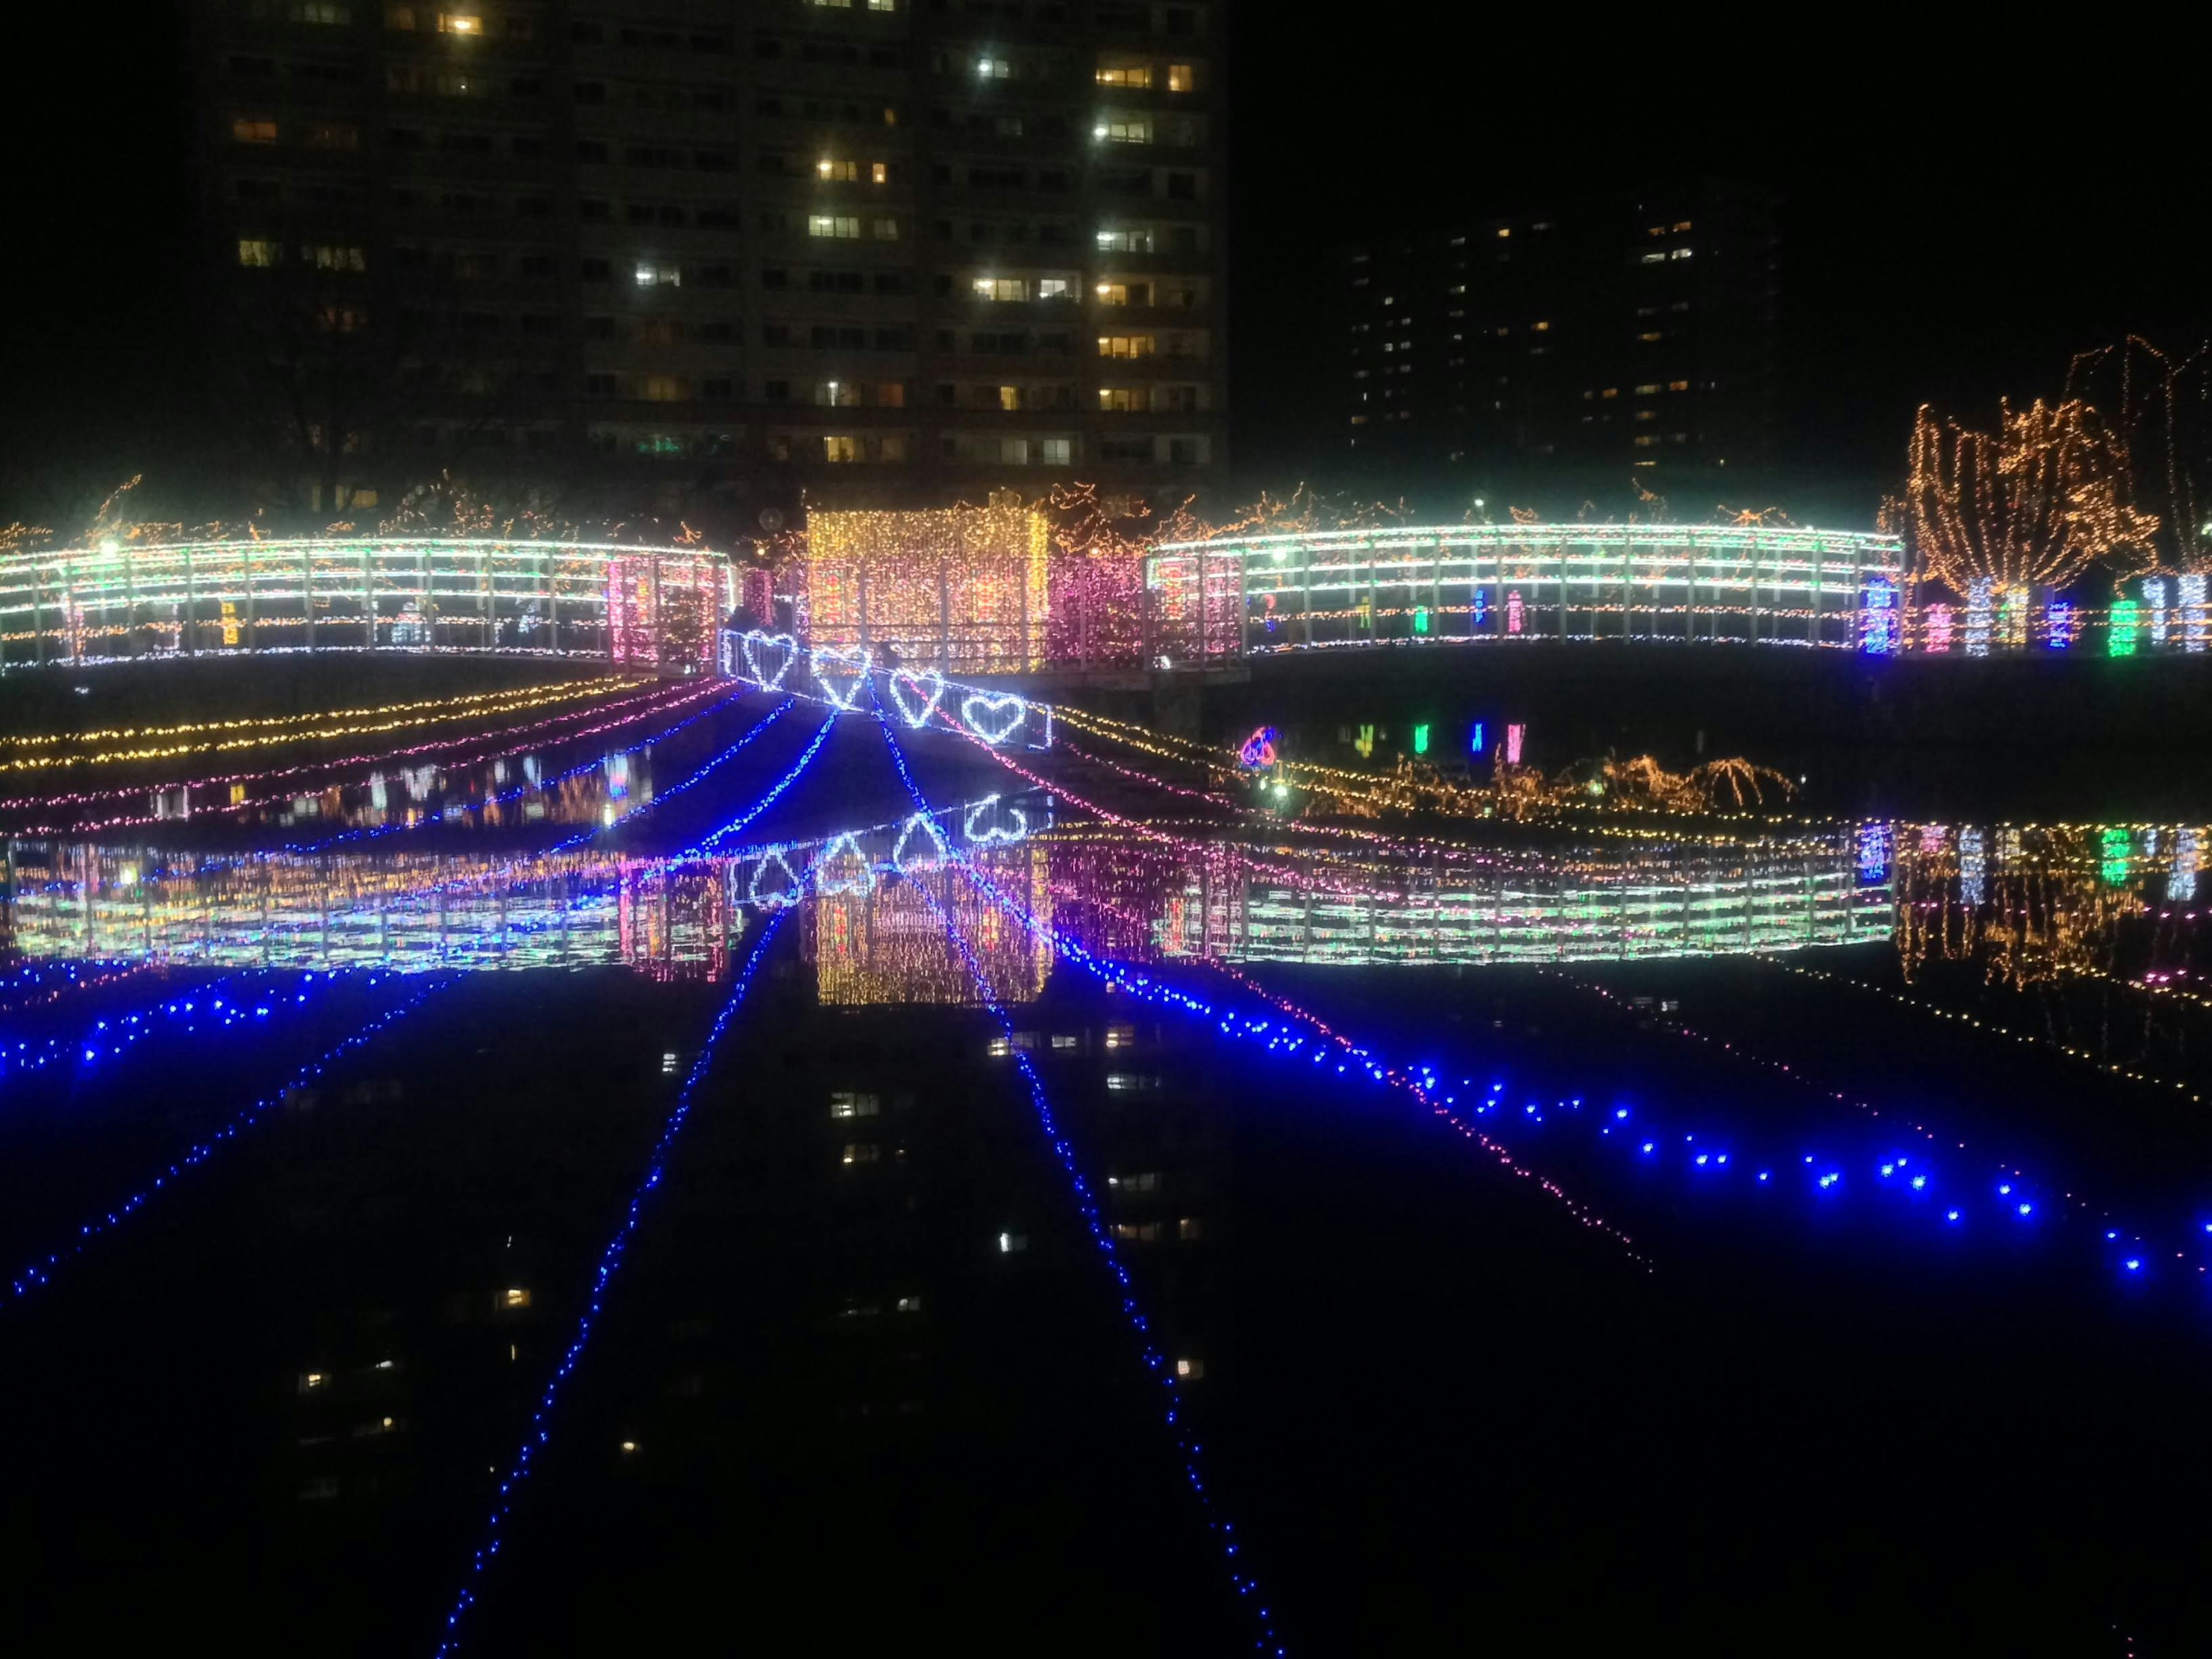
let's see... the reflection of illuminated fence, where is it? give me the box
[1155,862,1890,965]
[1150,524,1906,660]
[3,805,1050,987]
[0,539,731,671]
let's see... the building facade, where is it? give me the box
[185,0,1228,520]
[1343,179,1778,492]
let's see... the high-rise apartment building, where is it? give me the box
[185,0,1228,520]
[1343,179,1778,491]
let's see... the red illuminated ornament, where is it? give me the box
[1237,726,1279,769]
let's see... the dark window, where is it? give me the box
[694,264,734,287]
[576,139,609,164]
[762,323,793,346]
[580,257,612,281]
[517,253,555,278]
[575,81,607,103]
[584,315,616,338]
[585,373,618,397]
[761,267,789,290]
[695,150,733,172]
[764,379,790,402]
[701,377,734,401]
[578,199,611,221]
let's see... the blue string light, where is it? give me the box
[2,971,344,1089]
[432,910,789,1656]
[877,703,1284,1654]
[680,711,839,857]
[544,698,799,854]
[3,975,448,1309]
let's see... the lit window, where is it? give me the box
[997,1230,1028,1253]
[1600,387,1618,399]
[809,215,859,239]
[824,435,861,462]
[634,263,681,286]
[1103,1024,1134,1049]
[1175,1357,1205,1380]
[976,56,1010,78]
[502,1287,531,1308]
[1095,282,1128,304]
[237,238,280,267]
[1178,1217,1203,1240]
[1040,437,1072,465]
[298,1371,326,1393]
[1668,379,1690,392]
[830,1091,881,1119]
[304,122,358,150]
[973,276,1028,301]
[987,1036,1010,1057]
[1670,247,1694,260]
[304,244,365,271]
[620,1440,639,1453]
[1532,320,1550,332]
[1036,277,1072,299]
[1167,62,1194,92]
[1097,335,1156,358]
[895,1295,923,1313]
[1672,219,1692,232]
[1095,63,1153,88]
[1634,382,1661,395]
[437,12,482,32]
[1633,434,1660,447]
[291,2,351,19]
[1638,331,1662,342]
[1495,227,1510,238]
[232,118,278,144]
[841,1142,881,1165]
[871,161,889,184]
[870,217,899,241]
[1050,1034,1078,1050]
[998,385,1021,410]
[1099,387,1147,412]
[817,158,858,181]
[1639,251,1666,264]
[660,1051,679,1074]
[1094,118,1151,144]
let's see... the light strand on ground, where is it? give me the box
[432,910,786,1657]
[3,975,447,1309]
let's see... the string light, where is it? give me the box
[1907,399,2153,596]
[3,976,448,1310]
[799,499,1051,675]
[0,676,639,775]
[432,911,786,1657]
[906,870,1285,1656]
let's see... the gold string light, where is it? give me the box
[0,676,638,775]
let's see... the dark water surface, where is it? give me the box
[2,685,2209,1657]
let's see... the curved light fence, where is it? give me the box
[1149,524,1907,659]
[0,538,732,671]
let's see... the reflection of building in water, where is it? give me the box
[1037,829,1889,966]
[808,847,1053,1006]
[1893,823,2206,988]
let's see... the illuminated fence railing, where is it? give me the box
[1149,524,1907,660]
[1891,576,2212,657]
[0,539,731,671]
[1153,854,1892,966]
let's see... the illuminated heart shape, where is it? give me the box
[811,831,877,896]
[741,631,798,690]
[963,794,1031,846]
[891,811,950,873]
[810,645,872,710]
[959,691,1027,746]
[746,849,803,907]
[888,666,946,729]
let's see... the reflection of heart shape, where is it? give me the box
[888,667,946,729]
[742,631,798,690]
[812,831,877,896]
[959,691,1027,745]
[810,645,872,710]
[963,794,1030,846]
[746,849,802,907]
[890,811,949,872]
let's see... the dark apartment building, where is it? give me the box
[1343,179,1778,492]
[184,0,1228,520]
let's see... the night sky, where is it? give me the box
[5,17,2202,527]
